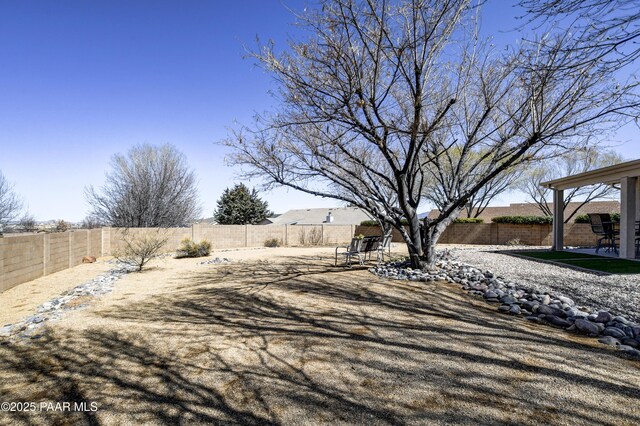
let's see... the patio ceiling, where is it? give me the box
[541,158,640,190]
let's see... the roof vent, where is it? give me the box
[326,212,334,223]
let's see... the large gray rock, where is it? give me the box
[509,305,521,315]
[537,305,566,318]
[598,336,620,346]
[574,319,601,335]
[594,311,613,323]
[484,290,498,299]
[557,296,575,306]
[544,315,573,328]
[621,338,640,348]
[602,327,627,339]
[500,295,518,305]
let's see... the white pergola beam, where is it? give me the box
[542,159,640,190]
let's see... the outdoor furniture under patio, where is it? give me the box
[588,213,619,254]
[542,159,640,259]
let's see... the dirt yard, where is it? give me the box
[0,247,639,425]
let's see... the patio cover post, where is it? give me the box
[552,189,564,251]
[620,176,637,259]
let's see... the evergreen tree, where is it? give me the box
[214,184,272,225]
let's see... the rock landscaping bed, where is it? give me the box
[370,251,640,359]
[0,264,132,341]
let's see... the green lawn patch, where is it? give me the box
[510,250,604,260]
[559,258,640,274]
[509,250,640,274]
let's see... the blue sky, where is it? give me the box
[0,0,637,222]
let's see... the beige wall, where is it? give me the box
[2,223,597,294]
[0,230,103,293]
[0,225,355,293]
[357,223,598,246]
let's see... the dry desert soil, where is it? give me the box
[0,246,639,425]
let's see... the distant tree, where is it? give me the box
[54,219,70,233]
[518,147,623,223]
[86,144,201,228]
[18,213,37,232]
[214,183,272,225]
[0,170,23,230]
[80,215,103,229]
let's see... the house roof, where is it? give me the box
[427,200,620,221]
[262,207,372,225]
[541,158,640,190]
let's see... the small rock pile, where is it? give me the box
[0,265,131,340]
[199,257,231,265]
[370,256,640,358]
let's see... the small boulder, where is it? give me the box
[594,311,613,323]
[574,319,601,336]
[543,315,573,328]
[598,336,620,346]
[538,305,566,318]
[82,256,97,264]
[602,327,627,339]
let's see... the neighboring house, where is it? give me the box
[261,207,372,225]
[426,200,620,222]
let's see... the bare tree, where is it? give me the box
[86,144,201,228]
[114,230,168,272]
[423,150,524,219]
[520,0,640,69]
[518,147,623,222]
[0,170,23,231]
[225,0,638,267]
[80,215,103,229]
[18,213,38,232]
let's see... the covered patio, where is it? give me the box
[542,158,640,259]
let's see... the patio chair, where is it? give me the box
[587,213,619,254]
[335,237,365,266]
[377,234,392,263]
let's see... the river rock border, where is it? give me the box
[0,264,132,341]
[370,255,640,359]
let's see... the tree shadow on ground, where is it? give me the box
[0,255,638,425]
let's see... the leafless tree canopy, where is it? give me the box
[520,0,640,69]
[0,170,23,229]
[86,144,201,228]
[519,147,623,222]
[225,0,638,267]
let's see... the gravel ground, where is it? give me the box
[1,248,639,425]
[448,245,640,322]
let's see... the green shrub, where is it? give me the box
[574,214,590,223]
[453,218,484,223]
[176,238,211,258]
[360,219,410,226]
[359,220,379,226]
[491,215,552,225]
[264,238,281,247]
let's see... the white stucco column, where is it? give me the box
[552,189,564,251]
[619,176,637,259]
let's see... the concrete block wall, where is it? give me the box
[0,234,44,292]
[357,223,598,246]
[0,230,104,293]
